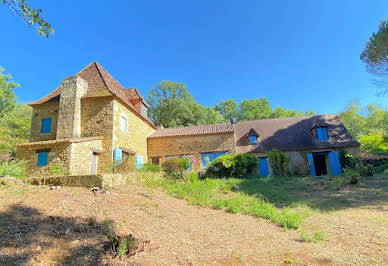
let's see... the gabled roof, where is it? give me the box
[148,123,235,138]
[29,62,156,129]
[235,114,360,153]
[148,114,360,152]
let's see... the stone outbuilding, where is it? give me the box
[17,62,360,177]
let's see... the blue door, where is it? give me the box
[136,155,143,169]
[113,148,122,165]
[201,152,226,167]
[37,152,48,166]
[307,153,316,176]
[329,151,342,176]
[259,157,269,177]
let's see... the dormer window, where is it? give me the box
[316,127,328,141]
[249,136,258,144]
[248,128,259,145]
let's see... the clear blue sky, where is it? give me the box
[1,0,387,114]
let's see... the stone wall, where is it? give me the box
[29,101,59,142]
[81,96,114,172]
[57,76,88,139]
[147,133,236,171]
[69,139,103,175]
[112,99,155,164]
[16,142,71,176]
[251,146,360,176]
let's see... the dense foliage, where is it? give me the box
[267,149,290,176]
[205,153,258,179]
[147,81,315,127]
[339,102,388,153]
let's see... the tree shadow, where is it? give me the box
[0,204,110,265]
[235,175,388,212]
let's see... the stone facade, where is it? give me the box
[29,101,59,142]
[16,141,71,176]
[69,139,103,175]
[147,133,236,171]
[112,99,155,162]
[81,96,114,172]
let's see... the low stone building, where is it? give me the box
[147,114,360,175]
[17,62,360,177]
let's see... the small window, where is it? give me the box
[316,127,328,141]
[120,116,127,132]
[37,152,48,166]
[249,136,258,144]
[41,118,52,133]
[151,157,160,165]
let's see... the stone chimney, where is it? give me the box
[56,76,88,139]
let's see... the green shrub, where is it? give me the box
[161,157,190,180]
[339,150,374,177]
[267,149,290,176]
[343,168,359,184]
[49,161,70,176]
[206,153,258,179]
[300,230,326,243]
[140,162,161,173]
[0,160,28,180]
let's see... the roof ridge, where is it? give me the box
[92,61,110,92]
[157,122,233,131]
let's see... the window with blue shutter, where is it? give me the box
[41,118,52,133]
[113,148,123,165]
[329,151,342,176]
[37,152,48,166]
[120,116,127,132]
[201,152,226,167]
[307,153,316,176]
[249,136,258,144]
[316,127,328,141]
[259,157,269,177]
[136,155,143,169]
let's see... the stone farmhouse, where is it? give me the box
[16,62,360,177]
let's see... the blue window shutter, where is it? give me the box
[136,155,143,169]
[41,118,52,133]
[316,127,328,141]
[37,152,48,166]
[322,128,328,140]
[329,151,342,176]
[307,153,316,176]
[113,148,122,165]
[259,157,269,177]
[249,136,257,144]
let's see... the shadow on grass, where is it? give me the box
[0,204,109,265]
[234,175,388,212]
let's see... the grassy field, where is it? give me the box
[0,173,387,264]
[130,173,388,229]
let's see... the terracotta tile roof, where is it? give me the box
[148,123,235,138]
[235,114,360,153]
[28,62,156,129]
[16,136,103,147]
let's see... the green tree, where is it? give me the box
[147,81,221,127]
[239,98,273,120]
[1,0,53,37]
[1,103,32,139]
[0,66,18,118]
[360,18,388,96]
[214,99,239,122]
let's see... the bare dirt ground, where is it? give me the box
[0,177,387,265]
